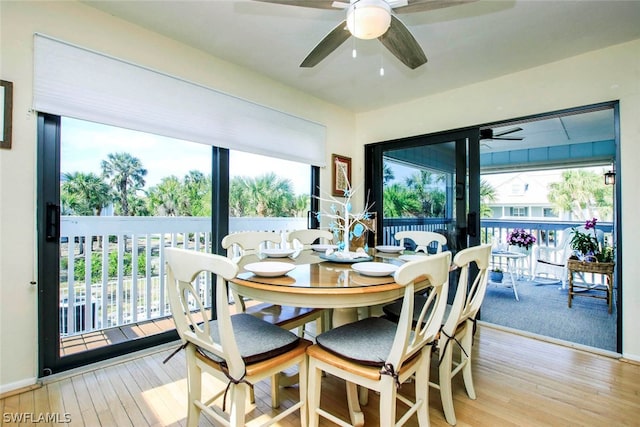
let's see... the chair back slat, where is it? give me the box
[395,230,447,254]
[165,248,246,378]
[443,244,492,337]
[221,231,283,258]
[286,229,333,249]
[388,251,451,368]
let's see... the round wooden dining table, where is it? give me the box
[228,250,426,325]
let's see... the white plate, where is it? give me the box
[310,244,338,252]
[260,248,295,258]
[351,262,399,277]
[399,254,428,262]
[319,253,373,263]
[375,245,404,253]
[244,262,295,277]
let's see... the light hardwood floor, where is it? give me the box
[2,324,639,426]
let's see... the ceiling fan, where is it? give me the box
[480,127,524,141]
[254,0,475,69]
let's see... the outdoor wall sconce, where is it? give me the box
[604,170,616,185]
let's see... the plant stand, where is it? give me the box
[567,260,615,314]
[508,245,532,278]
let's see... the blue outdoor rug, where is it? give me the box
[480,277,617,352]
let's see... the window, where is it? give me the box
[510,182,528,195]
[229,151,311,234]
[510,207,528,217]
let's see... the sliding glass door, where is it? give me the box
[37,114,216,375]
[37,114,320,375]
[365,129,482,257]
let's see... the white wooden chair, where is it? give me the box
[307,251,452,427]
[164,247,310,427]
[285,228,334,250]
[395,230,447,254]
[221,231,325,335]
[222,231,325,406]
[286,229,334,328]
[381,244,491,425]
[431,244,491,425]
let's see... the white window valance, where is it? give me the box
[33,34,326,167]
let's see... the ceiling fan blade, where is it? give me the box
[493,127,523,137]
[394,0,477,14]
[300,20,351,67]
[378,15,427,69]
[493,136,524,141]
[253,0,338,10]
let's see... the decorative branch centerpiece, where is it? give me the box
[314,172,374,260]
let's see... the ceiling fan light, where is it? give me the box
[346,0,391,40]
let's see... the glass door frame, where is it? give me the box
[36,114,219,375]
[364,127,482,252]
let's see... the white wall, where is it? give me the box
[0,0,356,393]
[356,39,640,361]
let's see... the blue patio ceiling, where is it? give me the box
[383,107,616,173]
[481,139,615,172]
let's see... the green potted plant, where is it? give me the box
[569,218,614,263]
[489,267,504,283]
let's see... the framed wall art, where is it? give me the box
[1,80,13,149]
[332,154,351,196]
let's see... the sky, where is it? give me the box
[60,117,311,195]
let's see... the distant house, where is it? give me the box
[483,170,567,220]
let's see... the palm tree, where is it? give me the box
[61,172,112,251]
[101,152,147,216]
[182,170,211,217]
[230,173,295,217]
[383,183,421,217]
[382,163,395,185]
[61,172,112,216]
[405,170,445,217]
[292,194,310,218]
[147,176,182,216]
[480,179,497,218]
[548,170,612,220]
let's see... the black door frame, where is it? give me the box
[476,101,622,353]
[364,127,482,251]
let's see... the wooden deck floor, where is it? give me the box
[5,324,640,426]
[60,316,179,356]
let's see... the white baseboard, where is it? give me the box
[0,377,38,396]
[621,352,640,364]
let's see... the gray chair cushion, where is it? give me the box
[383,295,452,326]
[316,317,397,367]
[200,313,300,365]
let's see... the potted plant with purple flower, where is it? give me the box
[507,228,537,254]
[569,218,614,263]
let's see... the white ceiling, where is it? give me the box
[83,0,640,113]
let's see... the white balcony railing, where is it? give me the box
[59,216,306,336]
[59,216,613,337]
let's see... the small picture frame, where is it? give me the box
[0,80,13,150]
[332,154,352,196]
